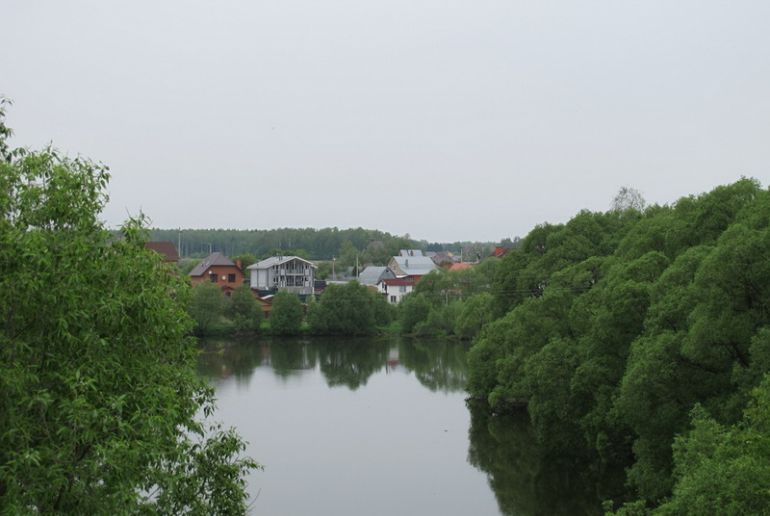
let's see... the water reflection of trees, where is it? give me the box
[466,404,604,516]
[315,337,390,390]
[197,336,266,386]
[268,338,317,378]
[198,336,472,393]
[398,338,468,393]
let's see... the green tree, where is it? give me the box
[232,252,257,270]
[455,292,495,339]
[227,284,263,333]
[189,281,225,335]
[308,282,378,335]
[0,114,256,513]
[399,294,432,334]
[414,302,462,337]
[654,375,770,515]
[338,239,359,269]
[270,291,304,335]
[467,179,770,511]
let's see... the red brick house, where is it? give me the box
[189,252,245,295]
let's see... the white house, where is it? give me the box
[379,277,416,304]
[248,256,316,295]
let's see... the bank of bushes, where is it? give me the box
[188,281,396,337]
[460,179,770,512]
[188,283,264,336]
[397,259,499,340]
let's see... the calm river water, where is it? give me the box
[198,337,603,516]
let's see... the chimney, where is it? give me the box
[235,259,242,270]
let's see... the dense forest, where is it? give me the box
[460,179,770,513]
[148,227,505,265]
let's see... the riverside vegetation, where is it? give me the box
[0,102,258,513]
[187,281,397,337]
[442,179,770,514]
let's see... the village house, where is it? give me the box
[248,255,316,296]
[188,252,245,295]
[388,249,437,277]
[145,241,180,263]
[379,276,417,304]
[357,266,396,287]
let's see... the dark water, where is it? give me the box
[198,337,603,516]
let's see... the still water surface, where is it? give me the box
[198,337,602,516]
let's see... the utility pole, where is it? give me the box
[177,229,181,258]
[332,257,336,281]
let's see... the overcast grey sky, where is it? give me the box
[2,1,769,242]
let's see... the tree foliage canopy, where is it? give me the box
[0,109,257,513]
[466,178,770,509]
[308,281,393,335]
[269,291,304,335]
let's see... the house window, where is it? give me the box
[390,296,397,303]
[399,285,407,293]
[209,273,217,283]
[228,273,236,283]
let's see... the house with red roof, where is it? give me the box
[378,276,418,304]
[493,246,509,258]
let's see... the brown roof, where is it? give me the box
[189,252,237,276]
[145,241,180,262]
[449,262,472,272]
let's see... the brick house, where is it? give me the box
[189,252,245,295]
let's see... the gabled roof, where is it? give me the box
[389,255,437,276]
[399,249,424,257]
[493,246,509,258]
[431,251,456,265]
[145,241,179,262]
[189,252,237,277]
[358,266,395,286]
[248,255,317,270]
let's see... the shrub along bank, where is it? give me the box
[460,179,770,513]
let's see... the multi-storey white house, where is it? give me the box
[248,256,316,295]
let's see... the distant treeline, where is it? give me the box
[147,226,509,263]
